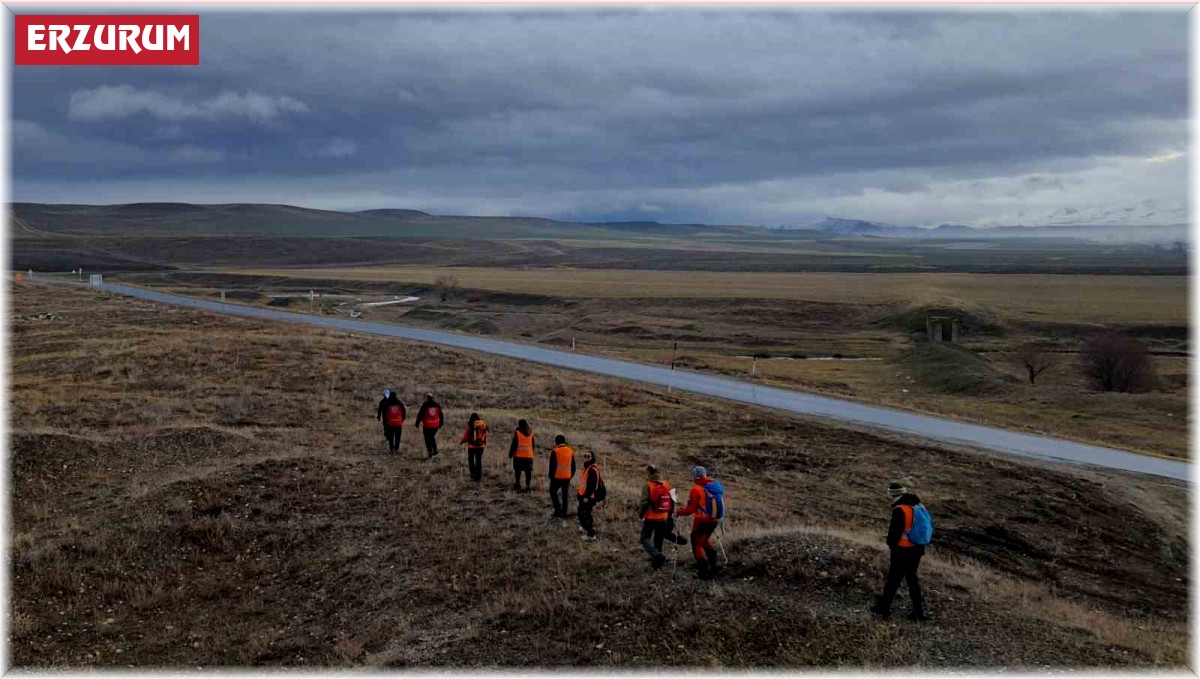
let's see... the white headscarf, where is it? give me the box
[383,389,391,398]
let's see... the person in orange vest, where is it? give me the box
[547,434,576,518]
[675,465,725,580]
[460,412,489,482]
[379,391,406,454]
[576,451,605,540]
[870,483,929,621]
[507,419,536,492]
[416,393,444,459]
[638,465,687,569]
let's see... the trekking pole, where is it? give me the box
[670,521,680,579]
[716,522,729,563]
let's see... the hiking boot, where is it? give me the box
[674,536,688,546]
[696,561,713,580]
[581,534,598,541]
[869,603,891,620]
[651,554,666,569]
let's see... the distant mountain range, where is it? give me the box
[794,217,1189,243]
[10,202,1187,244]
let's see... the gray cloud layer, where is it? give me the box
[11,9,1188,226]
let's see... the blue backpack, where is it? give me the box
[702,480,726,520]
[907,504,933,546]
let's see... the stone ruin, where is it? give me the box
[926,315,961,343]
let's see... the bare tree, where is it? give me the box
[1080,331,1157,393]
[434,274,460,302]
[1013,342,1056,385]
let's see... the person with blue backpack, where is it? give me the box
[676,465,725,580]
[870,482,932,622]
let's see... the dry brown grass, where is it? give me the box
[8,283,1189,668]
[230,266,1187,325]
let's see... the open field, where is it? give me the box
[227,267,1187,326]
[9,282,1188,668]
[13,203,1188,276]
[114,266,1189,458]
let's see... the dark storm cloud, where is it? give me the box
[9,9,1188,226]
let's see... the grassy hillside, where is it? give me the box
[9,283,1187,667]
[11,203,724,240]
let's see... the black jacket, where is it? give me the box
[416,400,442,429]
[578,461,600,502]
[379,398,406,423]
[886,493,925,553]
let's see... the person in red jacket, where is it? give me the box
[676,465,723,580]
[379,391,406,454]
[416,393,444,459]
[460,413,489,482]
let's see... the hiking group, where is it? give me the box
[374,391,933,615]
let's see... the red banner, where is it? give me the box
[15,15,199,66]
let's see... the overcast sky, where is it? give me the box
[10,9,1188,227]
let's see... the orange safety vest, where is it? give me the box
[645,480,672,521]
[896,504,915,548]
[551,444,575,479]
[514,430,535,459]
[578,465,600,496]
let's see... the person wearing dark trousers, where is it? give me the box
[576,451,603,540]
[547,434,576,518]
[676,466,724,580]
[376,389,392,442]
[460,412,489,482]
[381,391,406,454]
[639,465,687,569]
[374,388,393,453]
[508,419,536,492]
[870,483,929,622]
[416,393,444,459]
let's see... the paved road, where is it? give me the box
[81,281,1190,481]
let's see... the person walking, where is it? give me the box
[547,435,576,518]
[416,393,444,459]
[376,389,393,449]
[576,451,605,540]
[381,391,406,454]
[676,466,725,580]
[460,413,489,482]
[639,465,687,569]
[870,483,931,622]
[508,419,536,492]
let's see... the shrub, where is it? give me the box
[1080,331,1157,393]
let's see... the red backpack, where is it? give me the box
[649,482,672,513]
